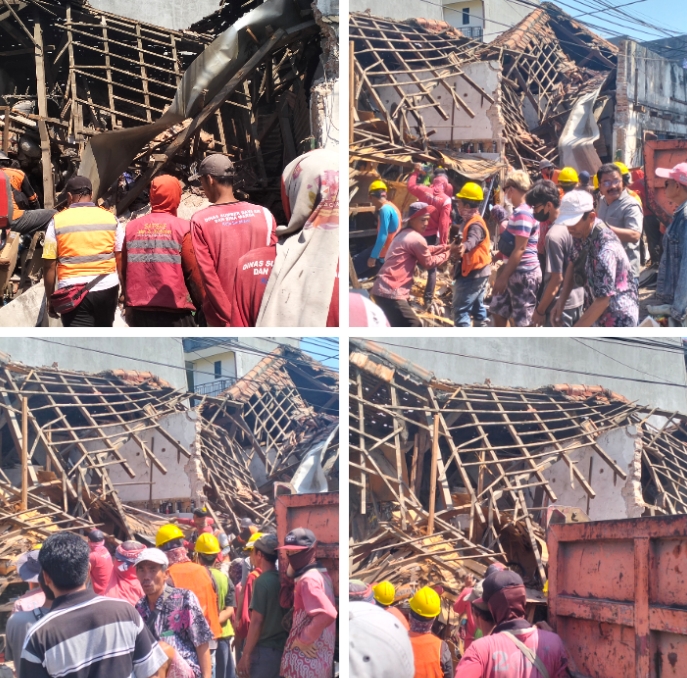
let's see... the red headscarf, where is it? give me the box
[149,175,182,216]
[103,541,145,606]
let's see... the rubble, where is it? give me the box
[0,344,338,618]
[349,339,687,599]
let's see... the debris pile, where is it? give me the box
[349,339,687,600]
[0,344,338,609]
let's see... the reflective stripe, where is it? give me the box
[128,253,181,264]
[59,252,115,264]
[55,223,117,234]
[262,207,272,245]
[127,239,181,251]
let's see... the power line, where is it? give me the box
[364,340,687,391]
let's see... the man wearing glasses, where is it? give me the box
[596,163,643,288]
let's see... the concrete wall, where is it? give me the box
[89,0,221,30]
[365,338,687,412]
[614,40,687,167]
[483,0,537,42]
[104,410,202,503]
[543,425,644,521]
[374,61,502,144]
[350,0,443,22]
[192,351,238,389]
[443,0,483,34]
[0,338,188,390]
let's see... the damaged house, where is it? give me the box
[0,344,338,631]
[349,2,687,278]
[0,0,338,220]
[349,339,687,614]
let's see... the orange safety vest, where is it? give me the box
[378,201,402,258]
[627,188,643,210]
[409,632,443,678]
[461,214,491,277]
[54,205,118,281]
[169,561,222,638]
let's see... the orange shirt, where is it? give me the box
[169,561,222,638]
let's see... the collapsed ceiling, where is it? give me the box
[349,339,687,597]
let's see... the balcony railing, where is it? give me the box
[193,378,235,397]
[183,338,237,353]
[461,25,483,40]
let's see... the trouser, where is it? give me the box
[126,307,196,327]
[249,646,283,678]
[644,215,662,266]
[352,246,382,278]
[373,295,421,327]
[11,209,57,236]
[61,285,119,327]
[452,275,489,327]
[215,639,236,678]
[545,304,582,327]
[423,234,438,302]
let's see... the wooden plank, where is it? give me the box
[33,18,54,208]
[428,414,439,536]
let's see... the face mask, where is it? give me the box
[533,209,549,222]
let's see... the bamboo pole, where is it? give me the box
[428,414,439,536]
[349,40,354,145]
[21,396,28,511]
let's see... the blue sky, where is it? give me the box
[556,0,687,43]
[300,338,339,371]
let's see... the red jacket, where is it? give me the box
[191,202,277,326]
[230,245,338,327]
[407,173,452,244]
[89,543,114,595]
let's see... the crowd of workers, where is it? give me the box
[349,566,570,678]
[0,148,339,327]
[351,156,687,328]
[4,508,337,678]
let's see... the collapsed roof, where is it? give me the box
[349,340,687,595]
[0,345,338,595]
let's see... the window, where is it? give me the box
[214,360,222,379]
[462,7,470,25]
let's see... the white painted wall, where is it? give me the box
[350,0,443,22]
[106,410,202,503]
[543,425,644,521]
[374,61,502,143]
[443,0,483,33]
[88,0,221,30]
[441,0,538,41]
[192,351,238,389]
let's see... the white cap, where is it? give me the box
[134,548,169,568]
[554,190,595,227]
[350,602,414,678]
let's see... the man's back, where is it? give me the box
[190,201,277,326]
[168,560,222,638]
[456,627,569,678]
[20,589,166,678]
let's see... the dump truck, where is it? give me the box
[548,514,687,678]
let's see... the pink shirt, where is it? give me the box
[371,229,451,300]
[89,543,114,595]
[407,173,452,243]
[12,587,46,612]
[453,587,477,650]
[455,627,569,678]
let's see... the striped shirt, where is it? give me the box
[20,588,168,678]
[505,204,540,272]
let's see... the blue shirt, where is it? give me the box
[370,203,400,260]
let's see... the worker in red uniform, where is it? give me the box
[455,571,569,678]
[0,152,56,235]
[87,529,113,595]
[407,586,452,678]
[120,174,196,327]
[408,163,452,306]
[189,155,277,327]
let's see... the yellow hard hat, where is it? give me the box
[156,523,185,548]
[409,586,441,618]
[455,182,484,202]
[244,531,264,551]
[614,161,630,176]
[373,581,396,606]
[369,180,388,193]
[195,533,220,555]
[593,174,599,190]
[558,167,579,184]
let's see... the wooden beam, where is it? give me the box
[428,414,439,536]
[21,396,28,511]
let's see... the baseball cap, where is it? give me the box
[88,529,105,543]
[539,159,555,170]
[350,602,414,678]
[65,175,93,194]
[253,533,278,556]
[240,518,254,529]
[135,548,169,568]
[276,527,317,551]
[554,190,594,227]
[15,549,41,583]
[656,162,687,187]
[189,154,235,181]
[115,541,145,564]
[579,170,591,185]
[193,507,209,517]
[472,569,525,609]
[403,202,436,224]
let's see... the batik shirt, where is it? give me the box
[573,220,638,327]
[136,586,213,678]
